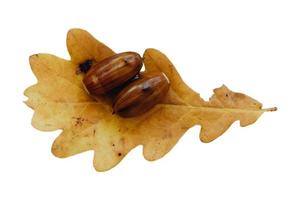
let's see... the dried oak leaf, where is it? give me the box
[24,29,276,171]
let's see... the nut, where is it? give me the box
[83,52,143,96]
[113,72,170,117]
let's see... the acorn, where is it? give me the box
[113,72,170,117]
[83,52,143,96]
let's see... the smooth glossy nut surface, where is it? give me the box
[113,72,170,117]
[83,52,143,96]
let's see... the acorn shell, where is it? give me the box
[83,52,143,96]
[113,72,170,117]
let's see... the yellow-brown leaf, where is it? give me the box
[24,29,276,171]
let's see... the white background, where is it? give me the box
[0,0,299,199]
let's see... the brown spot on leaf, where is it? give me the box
[78,60,93,74]
[72,117,85,127]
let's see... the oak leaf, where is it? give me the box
[24,29,276,171]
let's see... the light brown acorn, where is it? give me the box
[83,52,143,96]
[113,72,170,117]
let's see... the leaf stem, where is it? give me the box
[261,107,277,112]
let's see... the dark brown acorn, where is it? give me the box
[83,52,143,96]
[113,72,170,117]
